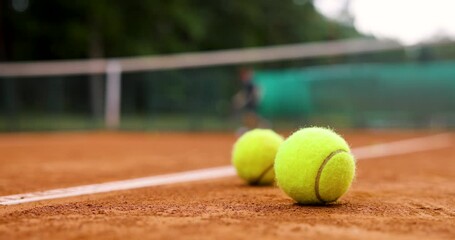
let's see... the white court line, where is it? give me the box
[351,133,452,160]
[0,133,452,206]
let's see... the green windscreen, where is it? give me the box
[254,61,455,128]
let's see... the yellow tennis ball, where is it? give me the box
[275,127,356,204]
[232,129,284,185]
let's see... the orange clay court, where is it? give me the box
[0,130,454,240]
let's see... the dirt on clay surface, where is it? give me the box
[0,130,454,240]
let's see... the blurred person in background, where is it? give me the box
[232,68,270,135]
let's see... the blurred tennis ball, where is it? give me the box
[275,127,355,204]
[232,129,284,185]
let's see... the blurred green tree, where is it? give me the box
[0,0,361,61]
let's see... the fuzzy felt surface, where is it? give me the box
[275,127,356,204]
[232,129,284,185]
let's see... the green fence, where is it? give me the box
[0,66,239,131]
[1,60,455,131]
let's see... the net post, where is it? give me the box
[105,60,122,129]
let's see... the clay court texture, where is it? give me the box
[0,130,454,239]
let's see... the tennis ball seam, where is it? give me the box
[250,163,274,185]
[314,149,348,203]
